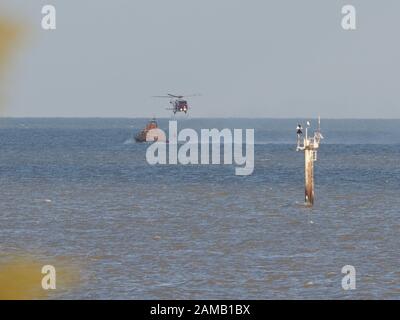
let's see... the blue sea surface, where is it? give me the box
[0,118,399,299]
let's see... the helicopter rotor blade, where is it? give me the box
[181,93,201,98]
[153,93,201,98]
[167,94,183,98]
[169,94,201,98]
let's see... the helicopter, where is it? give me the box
[153,93,200,115]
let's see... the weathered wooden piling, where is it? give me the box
[304,143,315,205]
[297,118,323,206]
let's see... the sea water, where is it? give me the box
[0,118,399,299]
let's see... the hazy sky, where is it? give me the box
[1,0,400,118]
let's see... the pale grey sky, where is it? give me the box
[2,0,400,118]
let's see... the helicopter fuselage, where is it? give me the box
[171,99,188,114]
[154,93,197,115]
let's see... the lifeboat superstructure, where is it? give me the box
[134,118,165,142]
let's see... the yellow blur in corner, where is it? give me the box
[0,15,80,300]
[0,254,80,300]
[0,17,21,72]
[0,14,24,114]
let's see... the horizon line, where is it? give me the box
[1,116,400,120]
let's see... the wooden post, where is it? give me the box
[297,117,322,207]
[304,148,314,206]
